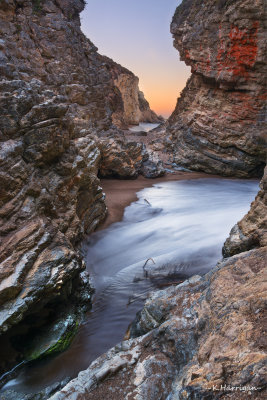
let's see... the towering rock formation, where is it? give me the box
[0,0,162,376]
[49,147,267,400]
[168,0,266,177]
[45,1,267,399]
[1,0,266,397]
[112,72,159,127]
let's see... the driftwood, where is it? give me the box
[143,257,155,278]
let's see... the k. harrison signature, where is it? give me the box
[211,384,261,392]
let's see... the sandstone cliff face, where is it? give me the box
[112,74,160,127]
[114,73,141,125]
[138,90,160,123]
[168,0,266,177]
[0,0,163,375]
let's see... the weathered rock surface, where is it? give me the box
[223,167,267,257]
[45,0,267,398]
[2,377,71,400]
[113,74,160,127]
[168,0,266,177]
[1,0,266,397]
[47,3,267,388]
[48,168,267,399]
[0,0,163,376]
[138,91,161,124]
[98,136,165,179]
[9,240,267,396]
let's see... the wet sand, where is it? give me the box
[98,171,220,230]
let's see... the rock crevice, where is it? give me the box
[43,0,267,398]
[0,0,163,377]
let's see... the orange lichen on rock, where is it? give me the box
[169,0,265,177]
[217,22,259,78]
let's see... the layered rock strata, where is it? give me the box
[98,136,165,179]
[168,0,266,177]
[46,0,267,397]
[223,166,267,257]
[113,73,160,127]
[0,0,163,376]
[49,163,267,400]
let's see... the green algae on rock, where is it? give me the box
[24,315,79,362]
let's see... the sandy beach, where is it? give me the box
[98,171,219,230]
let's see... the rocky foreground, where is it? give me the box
[46,0,266,398]
[0,0,266,398]
[0,0,163,377]
[48,169,267,400]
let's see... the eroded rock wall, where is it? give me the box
[49,149,267,400]
[112,73,160,127]
[168,0,266,177]
[223,166,267,257]
[0,0,162,374]
[46,1,267,398]
[114,73,142,125]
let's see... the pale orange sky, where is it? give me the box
[138,62,190,118]
[81,0,190,118]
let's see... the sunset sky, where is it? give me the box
[81,0,190,118]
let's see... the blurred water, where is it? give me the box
[2,178,259,394]
[129,122,160,132]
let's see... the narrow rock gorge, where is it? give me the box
[46,0,265,399]
[0,0,163,378]
[0,0,266,399]
[49,169,266,400]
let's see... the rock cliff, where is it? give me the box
[113,73,160,127]
[223,166,267,257]
[46,0,267,398]
[48,152,267,400]
[0,0,163,377]
[1,0,266,397]
[168,0,266,177]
